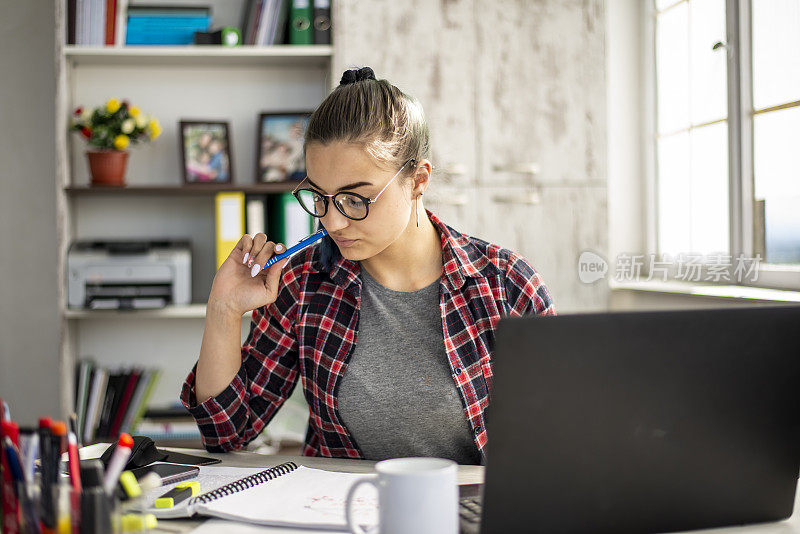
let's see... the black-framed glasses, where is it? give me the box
[292,158,417,221]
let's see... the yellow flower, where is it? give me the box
[113,134,129,150]
[106,98,121,114]
[129,105,141,118]
[148,118,162,140]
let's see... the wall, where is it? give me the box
[606,0,647,265]
[0,0,61,424]
[333,0,609,313]
[0,0,613,424]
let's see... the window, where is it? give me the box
[751,0,800,265]
[652,0,800,289]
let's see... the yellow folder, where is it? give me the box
[215,192,245,270]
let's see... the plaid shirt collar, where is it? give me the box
[306,209,502,292]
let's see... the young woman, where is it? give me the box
[181,67,556,465]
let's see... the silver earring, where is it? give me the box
[415,196,419,227]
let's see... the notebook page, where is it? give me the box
[197,465,378,530]
[189,519,338,534]
[147,464,269,519]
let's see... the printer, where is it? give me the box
[67,240,191,309]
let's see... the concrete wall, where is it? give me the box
[0,0,61,424]
[333,0,609,313]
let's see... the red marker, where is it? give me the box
[67,431,82,492]
[103,433,134,496]
[67,430,82,534]
[1,419,20,534]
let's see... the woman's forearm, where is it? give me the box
[195,299,245,403]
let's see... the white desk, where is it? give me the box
[117,447,800,533]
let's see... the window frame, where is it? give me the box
[647,0,800,291]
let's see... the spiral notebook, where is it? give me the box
[148,461,378,530]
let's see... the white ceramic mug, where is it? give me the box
[345,457,458,534]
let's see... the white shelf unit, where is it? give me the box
[63,304,258,320]
[64,44,333,67]
[54,0,336,415]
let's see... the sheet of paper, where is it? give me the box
[196,466,378,530]
[190,519,342,534]
[149,463,377,529]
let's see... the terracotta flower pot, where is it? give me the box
[86,149,129,186]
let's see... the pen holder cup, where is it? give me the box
[79,487,120,534]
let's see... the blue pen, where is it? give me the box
[260,228,329,270]
[4,436,39,532]
[3,436,23,485]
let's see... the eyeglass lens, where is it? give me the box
[295,189,370,220]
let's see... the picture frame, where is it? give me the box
[256,111,311,183]
[179,120,234,184]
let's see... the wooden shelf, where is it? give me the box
[63,304,254,320]
[65,182,299,196]
[64,45,333,67]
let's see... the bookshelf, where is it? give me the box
[54,0,338,420]
[62,304,253,320]
[64,182,299,196]
[63,44,333,67]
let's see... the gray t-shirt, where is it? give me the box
[336,267,482,465]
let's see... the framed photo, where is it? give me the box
[256,111,311,183]
[179,120,233,184]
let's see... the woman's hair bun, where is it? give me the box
[340,66,376,86]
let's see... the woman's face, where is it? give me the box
[304,141,415,262]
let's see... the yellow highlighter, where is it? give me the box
[154,481,201,508]
[119,471,142,499]
[120,513,158,532]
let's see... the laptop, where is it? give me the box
[461,306,800,534]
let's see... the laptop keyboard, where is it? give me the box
[459,495,483,534]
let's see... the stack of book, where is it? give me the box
[135,405,202,447]
[66,0,124,45]
[67,0,331,47]
[73,359,161,444]
[242,0,289,45]
[242,0,332,45]
[126,6,211,45]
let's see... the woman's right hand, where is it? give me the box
[207,233,289,317]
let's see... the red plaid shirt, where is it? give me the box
[181,210,555,460]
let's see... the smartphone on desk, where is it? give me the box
[131,463,200,485]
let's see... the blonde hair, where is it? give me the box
[304,67,431,179]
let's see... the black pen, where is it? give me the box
[38,417,55,532]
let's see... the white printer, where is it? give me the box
[67,240,191,309]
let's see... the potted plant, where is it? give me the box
[70,98,162,186]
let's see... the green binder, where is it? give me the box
[268,193,314,247]
[289,0,313,45]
